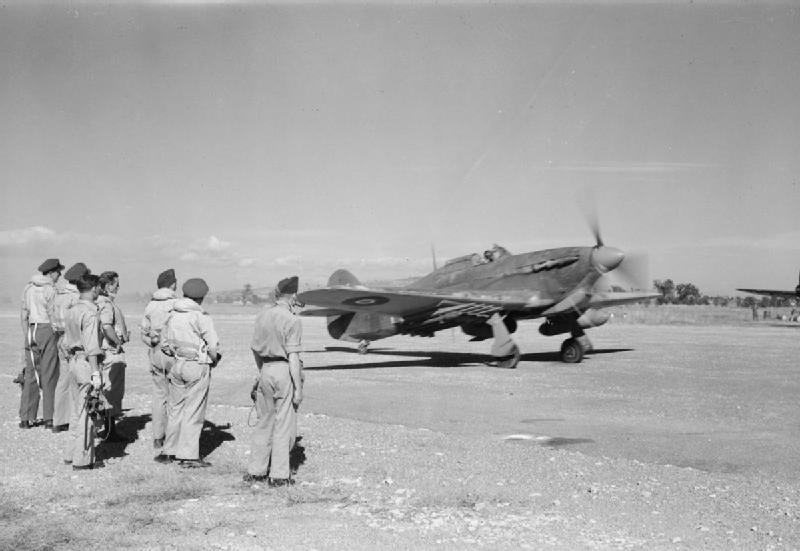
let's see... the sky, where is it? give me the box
[1,1,799,300]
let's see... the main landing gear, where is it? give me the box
[357,339,370,355]
[488,314,520,369]
[559,328,593,364]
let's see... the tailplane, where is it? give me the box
[329,269,361,287]
[324,269,395,341]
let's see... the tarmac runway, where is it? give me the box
[290,319,800,480]
[4,310,800,548]
[66,310,800,480]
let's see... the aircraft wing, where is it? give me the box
[298,287,555,318]
[586,291,660,309]
[299,307,356,317]
[737,288,797,298]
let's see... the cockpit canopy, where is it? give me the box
[444,244,511,269]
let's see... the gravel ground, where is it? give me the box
[1,308,799,549]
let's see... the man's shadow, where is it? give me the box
[290,436,306,475]
[199,420,236,458]
[96,413,150,461]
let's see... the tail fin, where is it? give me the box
[328,269,361,287]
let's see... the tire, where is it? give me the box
[560,338,584,363]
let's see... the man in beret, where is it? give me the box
[19,258,63,429]
[140,268,178,451]
[244,275,304,486]
[156,278,221,467]
[96,270,130,441]
[63,273,104,469]
[51,262,91,432]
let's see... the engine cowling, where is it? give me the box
[539,309,610,336]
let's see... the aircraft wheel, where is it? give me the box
[357,340,369,355]
[560,338,584,364]
[493,343,520,369]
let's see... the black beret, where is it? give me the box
[64,262,90,283]
[182,278,209,299]
[38,258,64,274]
[277,276,298,295]
[157,268,177,289]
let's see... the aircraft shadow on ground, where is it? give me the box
[97,412,150,461]
[199,420,236,458]
[304,346,633,370]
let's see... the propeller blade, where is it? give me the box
[578,188,603,247]
[609,250,651,291]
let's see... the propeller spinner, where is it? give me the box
[582,192,650,290]
[592,246,624,273]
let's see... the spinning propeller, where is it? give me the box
[581,191,651,291]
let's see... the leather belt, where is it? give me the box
[259,356,287,363]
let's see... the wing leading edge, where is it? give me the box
[297,287,555,317]
[736,288,798,299]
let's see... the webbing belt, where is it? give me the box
[163,339,203,360]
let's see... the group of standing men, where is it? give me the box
[19,259,129,468]
[18,259,305,485]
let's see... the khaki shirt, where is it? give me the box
[251,300,302,360]
[139,288,177,346]
[97,295,129,350]
[21,273,55,324]
[63,299,102,357]
[52,281,79,332]
[162,298,220,364]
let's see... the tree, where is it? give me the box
[675,283,701,305]
[741,296,756,308]
[653,279,676,304]
[242,283,254,305]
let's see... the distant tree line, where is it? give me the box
[214,283,275,305]
[652,279,795,307]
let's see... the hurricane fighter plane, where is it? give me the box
[737,271,800,299]
[298,226,658,368]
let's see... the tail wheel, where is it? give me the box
[560,338,584,363]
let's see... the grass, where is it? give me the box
[608,304,799,326]
[103,477,210,508]
[2,525,75,551]
[283,485,351,507]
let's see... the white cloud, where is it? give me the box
[0,226,122,256]
[177,235,254,267]
[205,236,231,252]
[274,255,303,266]
[0,226,58,247]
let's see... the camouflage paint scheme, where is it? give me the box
[299,244,658,366]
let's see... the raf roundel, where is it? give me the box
[342,295,390,307]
